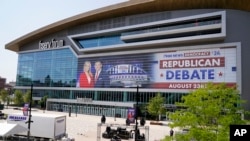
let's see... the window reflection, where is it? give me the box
[16,48,77,87]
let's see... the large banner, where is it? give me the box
[23,103,29,116]
[127,108,135,123]
[77,47,236,90]
[152,47,236,89]
[77,53,154,88]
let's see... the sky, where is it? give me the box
[0,0,127,83]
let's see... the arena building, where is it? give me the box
[5,0,250,118]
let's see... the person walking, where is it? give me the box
[170,128,174,140]
[101,115,106,124]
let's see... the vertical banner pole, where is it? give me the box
[135,85,139,141]
[27,84,33,140]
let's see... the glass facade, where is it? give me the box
[32,89,186,104]
[76,17,221,49]
[78,35,124,48]
[15,11,225,118]
[122,18,221,36]
[16,46,188,112]
[16,48,77,87]
[38,89,187,118]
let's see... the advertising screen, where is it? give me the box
[77,47,236,90]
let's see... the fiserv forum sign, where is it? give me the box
[39,39,64,50]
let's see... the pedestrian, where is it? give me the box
[126,118,130,126]
[170,128,174,137]
[69,107,71,117]
[140,117,145,126]
[101,115,106,124]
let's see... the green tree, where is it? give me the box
[23,90,34,105]
[0,89,8,105]
[6,96,12,107]
[147,93,165,120]
[39,95,48,109]
[169,83,246,141]
[13,90,24,106]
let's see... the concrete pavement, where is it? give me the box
[0,107,173,141]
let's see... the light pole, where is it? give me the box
[27,84,33,141]
[135,85,139,141]
[7,88,12,109]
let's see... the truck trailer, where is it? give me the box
[7,112,67,140]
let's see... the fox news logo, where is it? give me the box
[230,125,250,141]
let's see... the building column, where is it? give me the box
[69,90,73,99]
[94,91,98,100]
[123,91,127,102]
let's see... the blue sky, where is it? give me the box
[0,0,127,83]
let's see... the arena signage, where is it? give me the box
[154,48,236,89]
[76,97,93,103]
[77,47,236,90]
[39,39,64,50]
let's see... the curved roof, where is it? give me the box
[5,0,250,52]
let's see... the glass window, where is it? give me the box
[77,35,124,48]
[17,48,77,87]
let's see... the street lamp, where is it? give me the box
[135,85,139,141]
[7,88,12,109]
[27,84,33,141]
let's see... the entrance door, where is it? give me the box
[63,105,68,112]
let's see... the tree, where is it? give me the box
[0,89,8,105]
[13,90,24,106]
[39,95,48,109]
[169,83,246,141]
[147,93,165,120]
[23,90,34,105]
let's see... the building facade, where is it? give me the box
[0,77,6,90]
[5,0,250,118]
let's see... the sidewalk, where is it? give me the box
[1,107,172,141]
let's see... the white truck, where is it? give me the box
[7,112,67,140]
